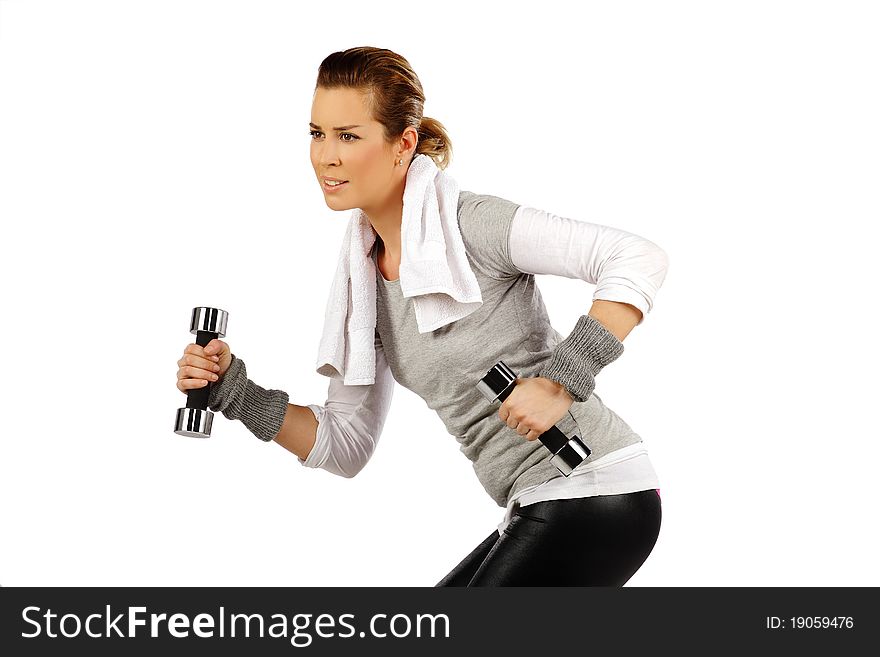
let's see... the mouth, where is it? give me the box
[323,178,349,192]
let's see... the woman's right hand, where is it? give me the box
[176,339,233,393]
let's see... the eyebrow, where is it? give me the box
[309,122,364,131]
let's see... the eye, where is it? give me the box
[309,130,359,142]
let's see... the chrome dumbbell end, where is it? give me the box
[174,407,214,439]
[549,435,592,476]
[476,360,517,404]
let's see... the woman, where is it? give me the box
[175,47,669,586]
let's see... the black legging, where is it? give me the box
[435,489,662,586]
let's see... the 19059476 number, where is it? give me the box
[765,616,854,629]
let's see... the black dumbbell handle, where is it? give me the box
[494,381,571,455]
[185,329,218,411]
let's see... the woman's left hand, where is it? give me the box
[498,376,574,441]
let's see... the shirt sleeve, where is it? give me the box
[509,205,670,325]
[456,190,522,281]
[298,330,395,478]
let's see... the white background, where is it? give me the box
[1,0,877,586]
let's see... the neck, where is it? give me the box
[362,179,405,262]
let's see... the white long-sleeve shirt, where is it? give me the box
[301,197,668,534]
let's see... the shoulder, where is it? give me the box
[456,190,521,279]
[457,190,521,228]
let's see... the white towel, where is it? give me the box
[316,154,483,385]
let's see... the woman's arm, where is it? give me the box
[273,403,319,461]
[508,204,670,329]
[507,202,669,402]
[207,333,394,477]
[587,299,643,342]
[456,191,668,407]
[289,332,395,478]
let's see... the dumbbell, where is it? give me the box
[477,360,592,476]
[174,306,229,438]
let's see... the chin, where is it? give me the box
[323,197,355,211]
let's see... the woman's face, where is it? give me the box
[309,86,398,213]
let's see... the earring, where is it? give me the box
[397,159,402,166]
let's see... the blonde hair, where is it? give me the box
[315,46,453,170]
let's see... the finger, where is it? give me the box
[204,339,225,356]
[178,378,210,392]
[185,353,221,372]
[184,365,220,382]
[185,365,219,381]
[178,353,217,367]
[187,341,224,358]
[183,343,219,359]
[183,344,219,363]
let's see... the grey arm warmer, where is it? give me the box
[207,354,290,442]
[538,314,625,403]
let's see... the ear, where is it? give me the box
[398,125,419,158]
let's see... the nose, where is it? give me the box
[316,139,341,168]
